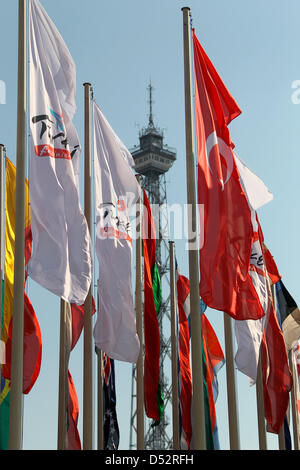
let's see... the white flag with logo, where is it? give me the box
[93,101,140,363]
[233,153,273,383]
[28,0,92,305]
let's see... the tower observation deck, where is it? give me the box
[129,83,177,450]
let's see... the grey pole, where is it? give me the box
[83,82,93,450]
[135,175,145,450]
[8,0,26,450]
[169,241,180,450]
[181,6,206,450]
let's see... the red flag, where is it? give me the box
[193,30,264,321]
[143,190,164,422]
[261,303,292,434]
[70,297,96,350]
[67,371,81,450]
[3,226,42,395]
[177,273,193,449]
[256,222,292,434]
[201,313,225,440]
[177,272,225,449]
[3,292,42,395]
[66,299,96,450]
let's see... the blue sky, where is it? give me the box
[1,0,300,450]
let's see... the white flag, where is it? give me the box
[28,0,92,305]
[233,154,273,383]
[234,154,273,212]
[93,101,140,363]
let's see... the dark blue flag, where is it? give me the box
[103,354,120,450]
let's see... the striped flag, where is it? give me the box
[275,280,300,351]
[143,189,164,423]
[0,158,42,449]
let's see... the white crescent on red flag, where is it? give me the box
[193,29,264,321]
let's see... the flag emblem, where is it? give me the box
[206,131,234,191]
[31,110,79,161]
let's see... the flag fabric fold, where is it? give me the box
[92,101,140,363]
[193,29,264,321]
[143,189,164,423]
[28,0,92,305]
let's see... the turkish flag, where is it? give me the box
[193,30,264,320]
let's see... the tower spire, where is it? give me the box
[148,80,154,128]
[130,86,177,451]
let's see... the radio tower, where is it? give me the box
[129,83,176,450]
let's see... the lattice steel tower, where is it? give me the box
[129,83,176,450]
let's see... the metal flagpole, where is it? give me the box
[135,174,144,450]
[223,313,240,449]
[181,6,206,450]
[83,82,94,450]
[96,287,104,451]
[57,299,68,450]
[8,0,27,450]
[169,241,179,450]
[97,346,104,450]
[256,353,267,449]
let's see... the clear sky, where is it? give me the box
[0,0,300,451]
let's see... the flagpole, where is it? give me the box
[135,174,144,450]
[83,82,93,450]
[223,313,240,449]
[181,6,206,450]
[8,0,26,450]
[256,353,267,449]
[57,299,68,450]
[289,349,300,450]
[96,288,104,451]
[97,348,104,450]
[169,241,180,450]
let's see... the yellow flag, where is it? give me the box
[1,158,30,344]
